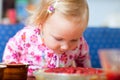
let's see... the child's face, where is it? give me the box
[42,12,87,54]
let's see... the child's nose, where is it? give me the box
[60,43,69,51]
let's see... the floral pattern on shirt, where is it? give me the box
[2,26,91,76]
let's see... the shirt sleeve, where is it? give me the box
[75,37,91,67]
[2,28,26,63]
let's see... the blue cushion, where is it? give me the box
[0,24,24,62]
[84,27,120,68]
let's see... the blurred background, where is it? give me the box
[0,0,120,27]
[87,0,120,27]
[0,0,38,24]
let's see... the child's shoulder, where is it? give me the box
[18,25,40,35]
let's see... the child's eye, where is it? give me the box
[71,39,78,42]
[52,35,63,41]
[55,38,63,41]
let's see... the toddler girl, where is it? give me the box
[2,0,91,77]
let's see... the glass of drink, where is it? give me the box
[99,49,120,80]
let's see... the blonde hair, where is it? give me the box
[26,0,89,26]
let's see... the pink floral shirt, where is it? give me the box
[2,26,91,76]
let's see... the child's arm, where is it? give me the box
[75,37,91,67]
[2,26,31,63]
[2,31,24,63]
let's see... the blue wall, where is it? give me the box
[87,0,120,27]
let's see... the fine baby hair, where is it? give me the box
[27,0,89,26]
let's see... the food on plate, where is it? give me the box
[44,67,103,75]
[9,61,23,64]
[5,62,29,67]
[34,67,106,80]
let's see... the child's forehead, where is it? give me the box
[46,11,87,24]
[43,11,87,32]
[44,13,86,34]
